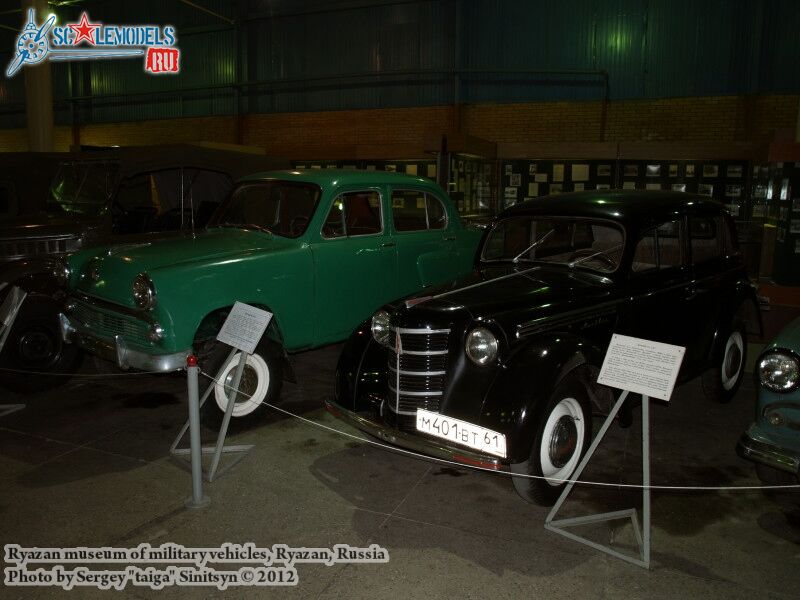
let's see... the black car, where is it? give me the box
[327,190,761,505]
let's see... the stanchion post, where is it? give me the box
[185,354,210,509]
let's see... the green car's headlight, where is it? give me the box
[465,327,498,366]
[132,273,156,310]
[758,351,800,393]
[371,310,392,347]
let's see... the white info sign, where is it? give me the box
[216,302,273,355]
[597,334,685,401]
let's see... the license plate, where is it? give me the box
[416,409,507,458]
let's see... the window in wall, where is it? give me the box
[322,190,382,238]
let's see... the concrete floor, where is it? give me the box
[1,338,799,599]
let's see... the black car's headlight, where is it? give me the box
[758,351,799,393]
[465,327,498,366]
[371,310,391,347]
[132,273,156,310]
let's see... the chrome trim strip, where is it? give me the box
[391,349,448,356]
[388,385,443,397]
[393,326,451,334]
[389,365,446,376]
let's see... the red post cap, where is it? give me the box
[186,354,198,367]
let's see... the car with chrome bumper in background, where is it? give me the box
[737,317,800,484]
[60,169,482,422]
[328,190,761,505]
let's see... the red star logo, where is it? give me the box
[68,12,99,45]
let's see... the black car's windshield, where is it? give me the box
[210,180,320,238]
[47,161,118,217]
[482,216,624,273]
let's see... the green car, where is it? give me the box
[59,170,481,420]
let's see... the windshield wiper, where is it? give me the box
[568,243,624,268]
[511,229,555,264]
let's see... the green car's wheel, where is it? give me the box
[201,338,283,427]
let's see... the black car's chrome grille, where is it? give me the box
[387,327,450,419]
[0,236,77,261]
[72,300,151,346]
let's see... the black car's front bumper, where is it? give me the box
[325,398,509,471]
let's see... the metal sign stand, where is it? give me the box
[170,346,254,508]
[0,286,26,355]
[0,287,28,419]
[171,302,272,508]
[545,389,652,569]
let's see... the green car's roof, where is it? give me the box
[239,169,435,187]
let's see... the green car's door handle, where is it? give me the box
[380,241,396,248]
[443,235,456,241]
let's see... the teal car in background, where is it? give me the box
[60,170,482,422]
[738,317,800,484]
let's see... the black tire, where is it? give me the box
[199,337,284,429]
[511,373,593,506]
[702,320,747,403]
[0,295,82,393]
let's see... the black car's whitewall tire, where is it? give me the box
[702,321,747,403]
[511,373,593,506]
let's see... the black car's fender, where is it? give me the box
[707,280,761,363]
[335,320,388,414]
[479,331,609,464]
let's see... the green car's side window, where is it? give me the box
[322,190,383,239]
[391,189,448,232]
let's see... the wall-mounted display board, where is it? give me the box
[764,162,800,285]
[293,160,437,180]
[448,155,495,219]
[499,160,616,208]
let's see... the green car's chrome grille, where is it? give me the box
[72,300,151,346]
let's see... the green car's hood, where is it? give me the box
[74,227,294,307]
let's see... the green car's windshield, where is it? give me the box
[210,180,321,238]
[481,216,624,273]
[47,161,118,217]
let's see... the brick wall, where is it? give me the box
[0,94,797,154]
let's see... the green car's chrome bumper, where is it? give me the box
[58,309,190,373]
[737,428,800,476]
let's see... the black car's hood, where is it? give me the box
[0,212,100,240]
[392,264,618,334]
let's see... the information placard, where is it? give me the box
[216,302,273,354]
[597,334,685,401]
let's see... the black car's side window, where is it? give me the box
[322,190,383,238]
[689,216,723,264]
[391,189,447,232]
[632,220,683,273]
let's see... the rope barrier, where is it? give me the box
[199,370,800,493]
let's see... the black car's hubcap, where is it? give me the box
[17,329,58,367]
[549,415,578,468]
[724,344,742,380]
